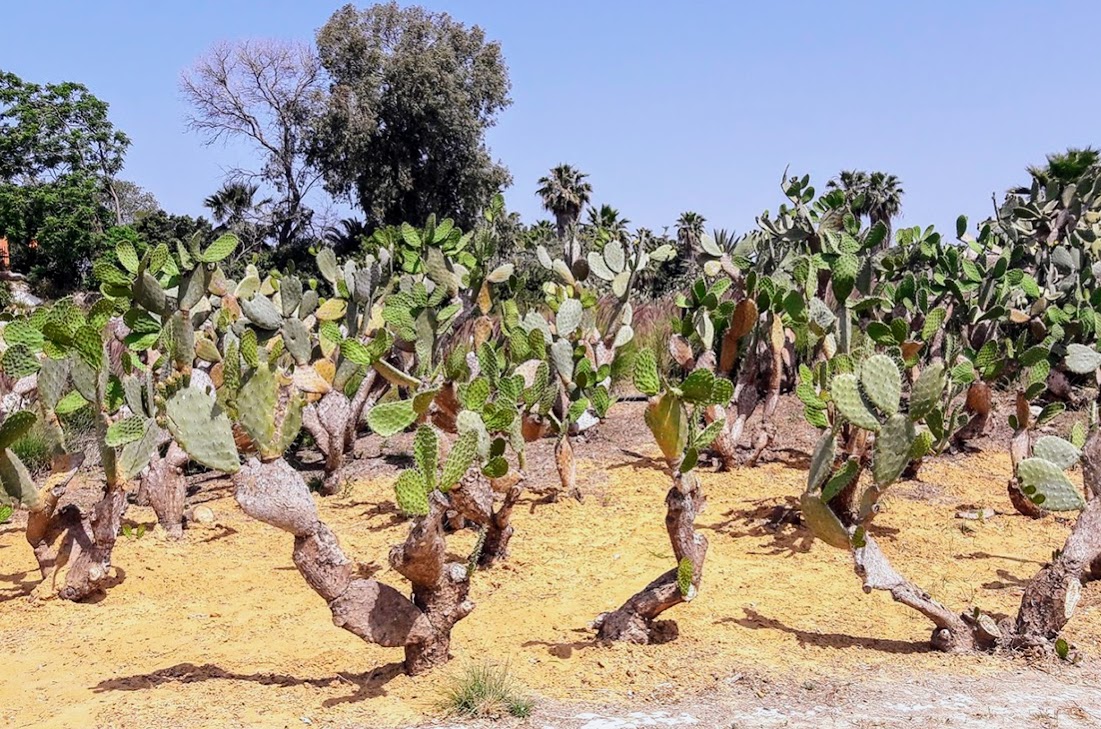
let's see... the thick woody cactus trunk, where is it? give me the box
[1011,430,1101,650]
[232,456,475,675]
[142,441,189,539]
[595,471,707,643]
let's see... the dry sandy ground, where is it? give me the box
[1,403,1100,728]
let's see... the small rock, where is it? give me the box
[191,506,215,524]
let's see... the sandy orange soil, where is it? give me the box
[1,403,1098,728]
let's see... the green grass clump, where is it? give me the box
[11,426,51,474]
[437,661,533,719]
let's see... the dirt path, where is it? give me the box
[1,403,1100,728]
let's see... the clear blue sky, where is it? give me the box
[3,1,1098,237]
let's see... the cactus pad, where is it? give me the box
[1017,458,1086,511]
[873,413,916,487]
[1066,344,1101,374]
[633,348,660,396]
[366,400,417,437]
[282,318,312,365]
[240,295,283,331]
[807,432,836,492]
[550,339,574,382]
[1032,436,1081,470]
[680,369,715,404]
[676,557,695,599]
[105,415,147,448]
[830,374,879,431]
[413,426,438,490]
[644,392,688,463]
[440,429,479,491]
[394,470,430,516]
[909,362,945,421]
[860,354,901,416]
[799,492,851,550]
[556,298,583,336]
[165,385,240,474]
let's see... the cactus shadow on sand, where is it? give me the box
[91,661,404,706]
[724,608,928,655]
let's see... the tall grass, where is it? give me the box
[437,661,533,719]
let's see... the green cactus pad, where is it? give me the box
[807,432,836,492]
[821,458,859,503]
[119,423,165,481]
[1065,344,1101,374]
[550,338,574,382]
[37,357,70,410]
[1,344,40,379]
[681,369,716,404]
[394,470,430,516]
[873,413,916,487]
[830,374,880,431]
[240,295,283,331]
[695,419,724,450]
[482,456,508,478]
[179,265,211,311]
[909,429,935,461]
[799,492,851,550]
[240,329,259,369]
[860,354,902,416]
[676,556,695,599]
[199,233,239,263]
[282,318,312,366]
[633,348,661,396]
[316,247,340,285]
[366,400,417,437]
[0,448,38,507]
[644,392,687,463]
[238,365,278,449]
[440,429,479,492]
[2,320,44,350]
[413,426,438,491]
[1032,436,1081,470]
[165,385,240,474]
[909,362,945,421]
[105,415,147,448]
[556,298,583,337]
[1017,458,1086,511]
[0,411,37,450]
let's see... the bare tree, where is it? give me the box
[181,40,324,247]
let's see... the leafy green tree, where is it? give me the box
[311,2,511,229]
[0,71,130,292]
[537,164,592,240]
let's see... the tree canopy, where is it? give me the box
[310,2,512,230]
[0,70,130,291]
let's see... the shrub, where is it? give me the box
[437,662,533,719]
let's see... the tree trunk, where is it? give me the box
[480,482,522,567]
[232,457,472,676]
[28,474,129,602]
[595,472,707,644]
[1011,430,1101,650]
[852,534,996,652]
[142,442,189,539]
[301,390,352,496]
[554,436,580,501]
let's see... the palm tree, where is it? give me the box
[827,170,904,248]
[536,164,593,262]
[675,211,706,256]
[1025,147,1099,187]
[204,182,259,228]
[584,204,630,249]
[324,217,369,257]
